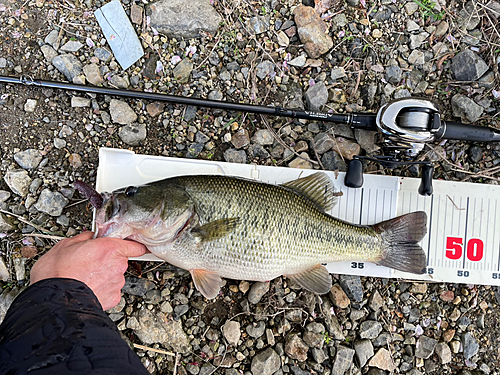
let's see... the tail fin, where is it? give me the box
[373,211,427,274]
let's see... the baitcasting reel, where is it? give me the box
[344,98,500,196]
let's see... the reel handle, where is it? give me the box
[344,159,364,188]
[418,164,434,196]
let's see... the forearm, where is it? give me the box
[0,278,147,375]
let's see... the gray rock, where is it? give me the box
[0,257,9,281]
[252,129,274,145]
[313,133,334,154]
[354,129,380,154]
[34,189,69,217]
[394,88,412,99]
[256,60,275,80]
[354,339,374,367]
[408,50,425,65]
[71,97,91,108]
[51,54,83,82]
[54,138,66,149]
[209,52,220,66]
[385,65,402,84]
[173,59,193,83]
[372,8,392,22]
[14,149,42,170]
[246,321,266,338]
[303,331,323,348]
[407,19,420,32]
[110,99,137,125]
[122,276,156,296]
[451,49,489,81]
[347,0,360,6]
[44,29,60,49]
[321,151,347,172]
[13,257,25,281]
[415,336,438,359]
[322,300,345,340]
[4,169,32,197]
[305,81,328,111]
[110,75,129,89]
[251,348,281,375]
[470,146,483,163]
[119,123,147,146]
[359,321,383,339]
[134,309,191,353]
[288,55,306,67]
[223,148,247,164]
[410,32,429,49]
[146,0,222,39]
[145,289,162,305]
[24,99,37,112]
[451,94,484,123]
[222,320,241,346]
[41,45,58,61]
[285,334,308,362]
[311,347,327,364]
[186,143,204,158]
[246,16,270,34]
[0,58,6,68]
[60,40,84,52]
[435,342,452,364]
[289,366,309,375]
[208,90,223,101]
[332,346,355,375]
[458,1,481,30]
[331,67,347,81]
[195,132,209,144]
[184,106,197,121]
[0,191,11,203]
[94,47,113,62]
[463,332,479,359]
[248,282,270,304]
[174,304,189,318]
[361,84,377,108]
[339,274,363,302]
[249,144,270,159]
[478,71,495,89]
[0,213,15,232]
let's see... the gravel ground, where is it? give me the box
[1,0,500,374]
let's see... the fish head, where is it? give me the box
[95,182,195,245]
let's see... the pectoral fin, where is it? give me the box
[190,269,222,299]
[191,218,240,243]
[286,264,332,295]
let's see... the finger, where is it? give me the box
[64,231,95,244]
[98,238,148,258]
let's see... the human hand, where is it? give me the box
[30,231,147,310]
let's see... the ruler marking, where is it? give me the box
[427,194,434,267]
[462,197,470,269]
[359,188,364,225]
[444,195,449,269]
[485,199,490,271]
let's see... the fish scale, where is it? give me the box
[170,175,381,281]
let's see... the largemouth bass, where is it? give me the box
[94,172,427,299]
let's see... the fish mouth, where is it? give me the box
[94,194,130,238]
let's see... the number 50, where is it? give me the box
[446,237,484,261]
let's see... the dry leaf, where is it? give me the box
[20,246,38,259]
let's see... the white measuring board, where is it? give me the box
[95,148,500,286]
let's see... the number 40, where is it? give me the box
[446,237,484,261]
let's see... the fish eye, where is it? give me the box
[125,186,138,197]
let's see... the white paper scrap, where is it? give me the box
[94,0,144,70]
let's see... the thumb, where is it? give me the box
[112,239,148,258]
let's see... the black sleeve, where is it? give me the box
[0,278,149,375]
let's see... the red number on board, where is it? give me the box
[445,237,484,261]
[446,237,463,260]
[466,238,484,262]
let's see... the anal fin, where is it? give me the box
[286,264,332,295]
[190,269,222,299]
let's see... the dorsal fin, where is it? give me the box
[281,172,338,212]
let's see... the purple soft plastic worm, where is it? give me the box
[73,181,104,209]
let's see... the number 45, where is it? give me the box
[446,237,484,261]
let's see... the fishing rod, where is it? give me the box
[1,75,500,195]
